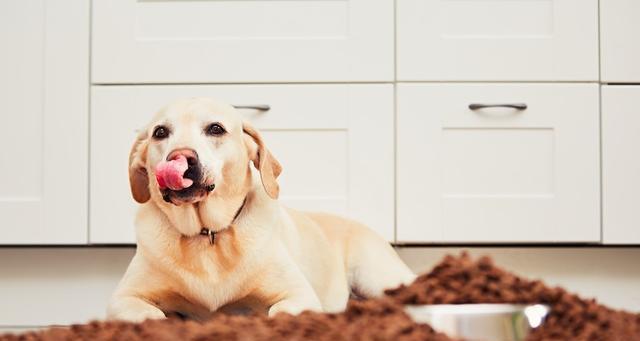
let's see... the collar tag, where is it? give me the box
[200,228,215,245]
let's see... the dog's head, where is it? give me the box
[128,98,281,208]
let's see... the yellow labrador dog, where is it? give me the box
[107,98,415,322]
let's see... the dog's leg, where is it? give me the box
[268,296,318,316]
[258,259,323,316]
[347,232,416,297]
[107,296,166,323]
[267,278,323,316]
[107,255,168,322]
[317,269,350,313]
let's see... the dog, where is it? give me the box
[107,98,416,322]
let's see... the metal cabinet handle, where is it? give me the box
[468,103,527,110]
[233,104,271,111]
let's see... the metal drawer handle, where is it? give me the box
[233,104,271,111]
[468,103,527,110]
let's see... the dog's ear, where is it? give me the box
[242,121,282,200]
[129,130,151,203]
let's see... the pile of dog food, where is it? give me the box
[3,253,639,341]
[386,253,640,341]
[2,299,447,341]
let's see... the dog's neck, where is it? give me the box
[197,191,248,231]
[197,195,247,244]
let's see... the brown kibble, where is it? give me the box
[0,298,453,341]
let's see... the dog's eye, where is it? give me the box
[205,123,226,136]
[152,126,170,140]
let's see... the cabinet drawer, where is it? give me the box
[602,86,640,244]
[397,84,599,243]
[91,0,393,83]
[397,0,598,81]
[601,0,640,82]
[90,84,394,243]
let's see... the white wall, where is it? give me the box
[0,247,638,330]
[0,248,134,328]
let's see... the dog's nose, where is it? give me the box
[166,148,199,166]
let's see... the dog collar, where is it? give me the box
[199,228,217,245]
[200,196,247,245]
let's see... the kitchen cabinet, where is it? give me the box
[0,0,89,244]
[602,86,640,244]
[397,83,600,243]
[601,0,640,82]
[91,0,393,83]
[0,1,626,246]
[397,0,599,81]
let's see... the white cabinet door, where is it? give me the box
[92,0,393,83]
[397,84,599,243]
[397,0,598,81]
[601,0,640,83]
[0,0,89,244]
[602,86,640,244]
[90,84,394,243]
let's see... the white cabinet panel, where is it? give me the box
[92,0,393,83]
[601,0,640,83]
[602,86,640,244]
[397,0,598,81]
[0,0,89,244]
[397,84,599,243]
[90,84,394,243]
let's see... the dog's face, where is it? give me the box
[128,98,281,207]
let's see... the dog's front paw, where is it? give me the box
[268,299,322,317]
[112,308,166,323]
[107,297,167,323]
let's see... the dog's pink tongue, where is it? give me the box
[155,155,194,191]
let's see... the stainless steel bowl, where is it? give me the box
[405,303,550,341]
